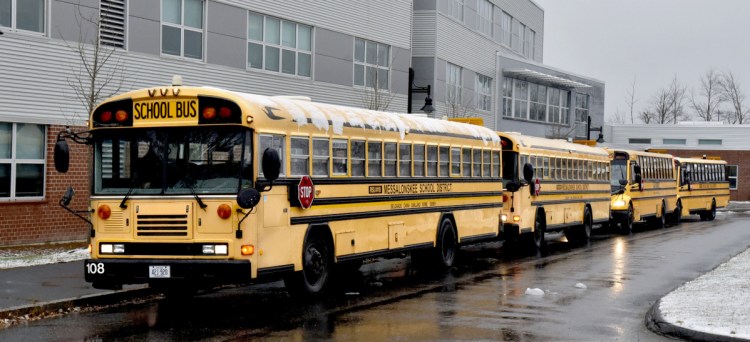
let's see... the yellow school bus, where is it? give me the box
[609,149,678,232]
[53,79,504,295]
[674,156,730,222]
[498,132,611,251]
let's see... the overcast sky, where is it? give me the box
[533,0,750,124]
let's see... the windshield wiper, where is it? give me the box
[186,180,208,210]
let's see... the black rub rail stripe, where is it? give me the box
[535,190,611,196]
[679,194,728,199]
[313,191,503,206]
[290,202,502,225]
[679,188,730,192]
[531,197,611,206]
[272,177,502,186]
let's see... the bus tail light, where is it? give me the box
[217,204,232,219]
[241,245,255,255]
[97,204,112,220]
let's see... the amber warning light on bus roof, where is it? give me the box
[198,96,242,124]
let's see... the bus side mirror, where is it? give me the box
[237,188,261,209]
[262,148,281,182]
[54,139,70,173]
[619,179,628,186]
[61,186,74,207]
[506,180,521,193]
[634,164,642,176]
[522,163,534,184]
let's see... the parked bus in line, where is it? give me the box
[674,156,730,222]
[609,149,678,233]
[498,132,611,251]
[53,78,506,296]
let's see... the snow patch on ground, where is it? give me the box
[659,247,750,339]
[525,288,545,296]
[0,248,89,270]
[574,283,587,289]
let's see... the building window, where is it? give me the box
[698,139,722,145]
[513,79,528,119]
[0,0,45,33]
[500,11,512,46]
[575,93,589,125]
[100,0,127,48]
[502,78,513,117]
[248,12,312,77]
[161,0,204,59]
[529,83,547,121]
[0,122,46,200]
[727,165,738,190]
[512,20,524,53]
[527,28,535,59]
[446,63,462,104]
[663,138,686,145]
[477,0,492,37]
[354,38,390,90]
[629,138,651,144]
[476,74,492,111]
[448,0,463,21]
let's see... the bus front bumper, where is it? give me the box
[84,259,252,286]
[611,210,629,221]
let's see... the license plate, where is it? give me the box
[133,99,198,126]
[149,265,171,278]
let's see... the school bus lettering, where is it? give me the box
[383,183,453,195]
[133,100,198,120]
[556,184,590,191]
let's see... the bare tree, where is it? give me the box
[64,4,126,122]
[609,107,628,124]
[359,67,394,111]
[718,71,748,124]
[624,75,638,124]
[641,76,688,124]
[545,124,577,140]
[690,69,723,122]
[444,89,476,118]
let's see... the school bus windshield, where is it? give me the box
[92,126,252,195]
[610,159,628,190]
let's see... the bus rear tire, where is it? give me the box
[284,235,333,297]
[650,201,666,229]
[671,200,682,226]
[434,218,458,269]
[706,200,717,221]
[528,210,546,252]
[565,206,592,244]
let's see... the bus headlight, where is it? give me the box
[202,244,228,255]
[100,243,125,254]
[501,214,508,222]
[613,199,626,208]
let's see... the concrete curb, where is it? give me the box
[0,287,157,321]
[646,298,747,342]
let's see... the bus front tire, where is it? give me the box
[620,204,634,234]
[701,200,717,221]
[284,235,332,297]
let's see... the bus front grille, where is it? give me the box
[136,214,189,237]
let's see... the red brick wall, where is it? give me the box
[665,149,749,201]
[0,125,91,246]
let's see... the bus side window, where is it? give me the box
[351,140,365,177]
[332,139,348,176]
[367,141,382,177]
[399,143,411,177]
[482,149,491,177]
[260,134,286,178]
[413,144,425,177]
[462,148,471,177]
[312,138,329,177]
[520,155,528,178]
[543,157,550,179]
[451,147,461,176]
[439,146,450,177]
[492,150,500,178]
[587,160,593,180]
[290,136,310,176]
[427,145,438,177]
[473,148,482,177]
[384,142,397,177]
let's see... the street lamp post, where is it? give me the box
[587,116,605,143]
[408,67,435,114]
